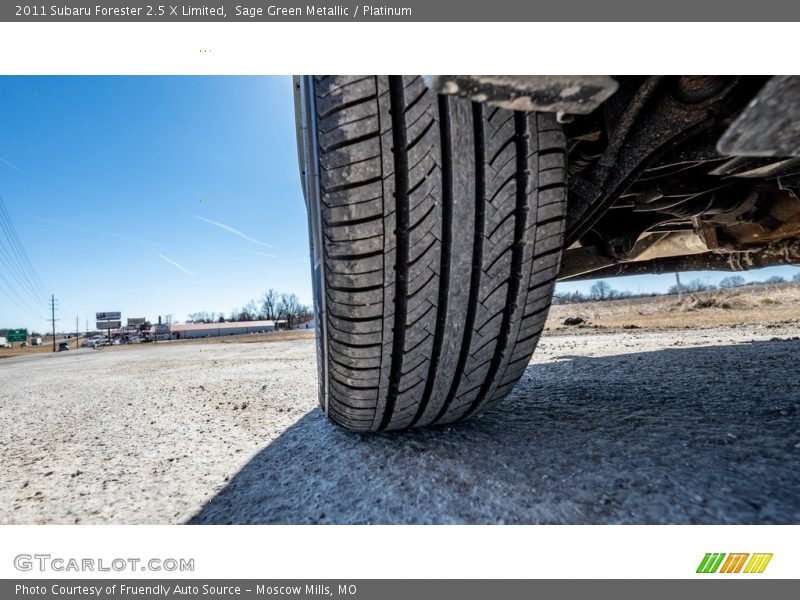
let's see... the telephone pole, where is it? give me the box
[76,316,80,349]
[49,295,59,352]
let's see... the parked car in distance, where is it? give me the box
[84,336,108,348]
[31,337,42,346]
[57,341,70,352]
[0,337,11,349]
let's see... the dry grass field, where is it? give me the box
[547,282,800,330]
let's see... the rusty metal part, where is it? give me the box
[698,185,800,249]
[558,246,616,280]
[424,75,619,115]
[559,237,800,281]
[632,231,709,261]
[718,76,800,157]
[565,76,740,246]
[558,231,708,280]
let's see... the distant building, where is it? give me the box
[166,320,276,340]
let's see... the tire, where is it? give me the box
[309,75,567,432]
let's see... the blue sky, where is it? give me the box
[0,76,798,333]
[0,76,310,332]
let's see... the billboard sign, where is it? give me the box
[96,311,121,321]
[7,329,28,342]
[127,318,146,326]
[96,321,121,330]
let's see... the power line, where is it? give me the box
[0,268,47,323]
[0,196,49,297]
[0,209,48,306]
[0,196,49,304]
[0,198,47,299]
[0,229,47,308]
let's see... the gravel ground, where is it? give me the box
[1,324,798,525]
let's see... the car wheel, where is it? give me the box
[302,75,567,431]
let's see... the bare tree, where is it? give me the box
[233,305,253,322]
[277,292,303,328]
[244,299,259,320]
[590,280,614,301]
[261,289,279,321]
[298,304,313,323]
[720,275,746,289]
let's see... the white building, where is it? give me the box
[167,320,276,340]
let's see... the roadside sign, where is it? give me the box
[7,329,27,342]
[96,320,121,330]
[127,318,146,326]
[96,311,121,321]
[154,324,170,334]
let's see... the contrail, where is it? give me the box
[33,215,195,276]
[157,253,196,276]
[31,215,158,245]
[0,157,22,172]
[242,249,278,259]
[192,214,275,248]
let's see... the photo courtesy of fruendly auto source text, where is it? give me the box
[0,1,798,596]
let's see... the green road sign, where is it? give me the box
[7,329,28,342]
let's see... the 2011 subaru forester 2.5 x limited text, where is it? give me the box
[294,75,800,432]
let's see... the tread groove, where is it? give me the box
[321,131,381,154]
[379,75,411,432]
[411,95,452,427]
[318,93,378,119]
[434,101,486,424]
[462,111,530,419]
[322,175,383,195]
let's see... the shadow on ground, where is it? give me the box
[189,339,800,524]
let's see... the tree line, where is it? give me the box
[554,272,800,305]
[186,289,312,328]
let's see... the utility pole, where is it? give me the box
[49,295,59,352]
[76,316,80,349]
[675,273,683,303]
